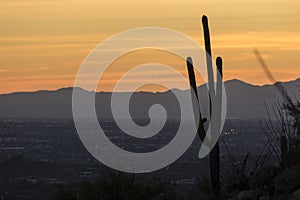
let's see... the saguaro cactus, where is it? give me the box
[186,15,223,199]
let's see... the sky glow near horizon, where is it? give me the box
[0,0,300,93]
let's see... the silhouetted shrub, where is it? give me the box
[55,172,176,200]
[185,177,214,200]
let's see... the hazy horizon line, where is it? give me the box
[1,77,299,96]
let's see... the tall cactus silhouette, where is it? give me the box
[186,15,222,199]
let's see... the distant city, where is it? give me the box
[0,118,269,199]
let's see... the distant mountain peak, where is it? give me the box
[224,79,255,88]
[225,79,249,84]
[56,87,88,93]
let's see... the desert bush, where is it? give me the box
[185,177,215,200]
[54,172,176,200]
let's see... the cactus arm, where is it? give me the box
[186,57,207,141]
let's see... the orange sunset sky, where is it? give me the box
[1,0,300,93]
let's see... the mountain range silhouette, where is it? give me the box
[1,78,299,120]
